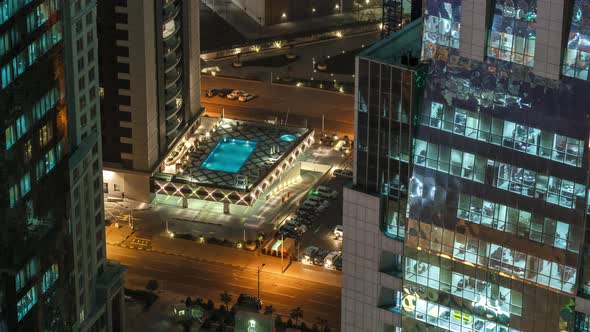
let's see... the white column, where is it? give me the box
[459,0,488,62]
[533,0,566,80]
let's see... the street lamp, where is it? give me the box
[257,263,266,300]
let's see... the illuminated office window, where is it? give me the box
[487,0,537,67]
[457,193,582,253]
[422,0,461,60]
[563,0,590,80]
[406,218,577,294]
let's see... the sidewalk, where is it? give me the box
[149,235,342,288]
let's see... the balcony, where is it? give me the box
[166,96,182,116]
[164,36,181,55]
[165,83,183,105]
[165,68,182,89]
[166,115,183,136]
[163,1,180,22]
[165,98,183,120]
[164,50,181,72]
[162,19,181,40]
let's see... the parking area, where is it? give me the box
[269,142,353,272]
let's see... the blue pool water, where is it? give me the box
[280,134,297,142]
[200,138,257,173]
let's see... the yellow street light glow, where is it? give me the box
[335,31,343,38]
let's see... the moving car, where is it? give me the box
[333,169,353,178]
[316,186,338,199]
[301,246,319,265]
[227,90,245,100]
[238,93,256,102]
[333,225,343,238]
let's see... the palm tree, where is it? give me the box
[290,307,303,326]
[317,317,328,331]
[264,305,276,315]
[219,291,232,311]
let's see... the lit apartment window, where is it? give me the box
[39,122,53,146]
[5,125,15,149]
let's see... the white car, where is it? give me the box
[316,186,338,199]
[324,251,341,269]
[304,198,328,210]
[333,169,353,178]
[238,93,256,102]
[333,225,343,238]
[227,90,245,100]
[302,200,327,212]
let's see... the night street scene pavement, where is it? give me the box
[6,1,590,332]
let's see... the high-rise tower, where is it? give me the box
[343,1,590,331]
[0,1,125,331]
[97,0,202,202]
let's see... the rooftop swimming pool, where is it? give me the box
[280,134,297,142]
[200,138,257,173]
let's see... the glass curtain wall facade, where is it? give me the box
[353,0,590,331]
[0,0,76,330]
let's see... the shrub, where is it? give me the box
[145,279,159,291]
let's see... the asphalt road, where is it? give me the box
[108,245,341,329]
[201,75,355,137]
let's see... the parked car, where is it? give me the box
[324,251,341,270]
[334,254,342,271]
[333,225,343,238]
[333,169,353,178]
[296,208,317,218]
[306,196,329,207]
[238,93,256,102]
[205,88,219,98]
[227,90,245,100]
[316,186,338,199]
[312,249,329,266]
[302,200,327,212]
[301,246,319,265]
[293,215,313,226]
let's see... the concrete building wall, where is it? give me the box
[341,187,403,332]
[121,2,159,171]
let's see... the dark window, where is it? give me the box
[119,126,132,138]
[114,29,128,41]
[115,46,128,57]
[115,0,127,6]
[117,95,130,106]
[116,62,129,74]
[117,79,130,89]
[119,111,131,122]
[120,143,132,153]
[114,13,128,24]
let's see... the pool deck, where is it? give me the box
[153,117,314,205]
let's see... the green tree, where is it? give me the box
[290,307,303,326]
[219,291,232,311]
[317,317,329,331]
[263,305,276,315]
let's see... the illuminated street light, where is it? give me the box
[257,263,266,300]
